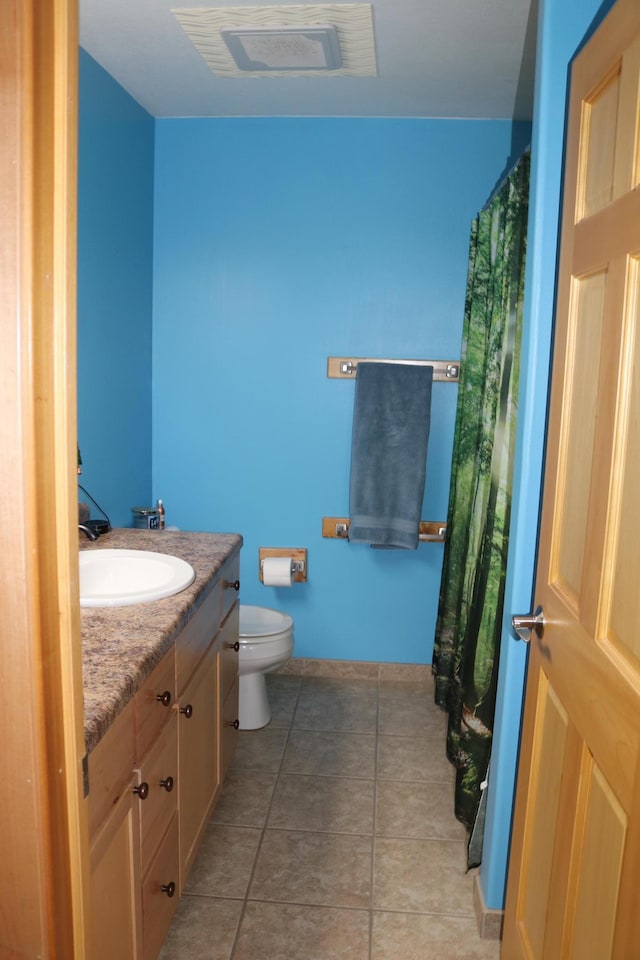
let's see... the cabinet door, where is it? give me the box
[218,601,239,705]
[220,552,240,622]
[141,815,179,960]
[89,781,141,960]
[177,638,219,884]
[220,679,239,782]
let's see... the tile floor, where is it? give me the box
[159,673,501,960]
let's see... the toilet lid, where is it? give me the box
[239,604,293,638]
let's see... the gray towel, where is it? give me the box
[349,362,433,550]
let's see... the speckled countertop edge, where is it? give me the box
[80,528,242,754]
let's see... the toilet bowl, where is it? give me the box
[238,605,294,730]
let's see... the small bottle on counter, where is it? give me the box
[156,498,165,530]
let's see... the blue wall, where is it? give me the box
[77,50,155,526]
[152,118,529,663]
[480,0,617,911]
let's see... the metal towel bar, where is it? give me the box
[322,517,447,543]
[327,356,460,381]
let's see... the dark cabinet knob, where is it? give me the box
[161,881,176,898]
[225,719,240,729]
[226,640,240,652]
[160,776,174,792]
[180,703,193,719]
[156,690,172,707]
[133,781,149,800]
[223,579,240,591]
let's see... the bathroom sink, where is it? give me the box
[79,548,195,607]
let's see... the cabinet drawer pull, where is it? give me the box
[133,781,149,801]
[161,881,176,898]
[160,776,174,792]
[180,703,193,719]
[225,719,240,729]
[226,641,240,652]
[156,690,172,707]
[223,579,240,591]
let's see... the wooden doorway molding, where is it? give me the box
[1,0,90,956]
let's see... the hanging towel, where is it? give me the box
[349,362,433,550]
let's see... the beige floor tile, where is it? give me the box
[233,901,370,960]
[378,680,434,702]
[378,663,433,684]
[161,672,500,959]
[378,697,447,737]
[268,774,375,835]
[374,837,474,916]
[375,780,466,841]
[282,730,376,779]
[371,911,501,960]
[158,896,242,960]
[211,770,277,827]
[249,829,372,909]
[184,824,262,899]
[265,675,301,728]
[377,734,454,783]
[294,688,378,733]
[231,726,290,773]
[301,676,379,698]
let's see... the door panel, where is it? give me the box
[503,1,640,956]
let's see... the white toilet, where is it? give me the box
[238,605,295,730]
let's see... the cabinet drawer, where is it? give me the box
[176,580,221,695]
[136,713,178,877]
[135,647,176,762]
[220,679,239,782]
[89,699,135,837]
[220,551,241,622]
[218,601,239,705]
[141,815,179,960]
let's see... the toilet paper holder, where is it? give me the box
[259,547,307,583]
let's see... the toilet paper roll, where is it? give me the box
[262,556,294,587]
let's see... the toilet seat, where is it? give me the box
[239,605,293,641]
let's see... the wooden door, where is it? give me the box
[503,1,640,957]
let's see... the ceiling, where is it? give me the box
[78,0,538,120]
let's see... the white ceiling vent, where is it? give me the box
[221,25,343,71]
[173,4,377,79]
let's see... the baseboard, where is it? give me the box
[472,871,504,940]
[276,656,433,684]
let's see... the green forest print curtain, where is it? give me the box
[433,151,530,867]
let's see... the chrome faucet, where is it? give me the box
[78,523,99,541]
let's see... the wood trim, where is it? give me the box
[0,0,89,956]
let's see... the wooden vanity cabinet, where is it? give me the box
[87,547,241,960]
[88,700,141,960]
[175,579,222,887]
[134,648,179,960]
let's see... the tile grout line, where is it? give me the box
[228,678,302,960]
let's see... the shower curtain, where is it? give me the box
[432,151,530,867]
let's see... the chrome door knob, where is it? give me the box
[512,605,545,643]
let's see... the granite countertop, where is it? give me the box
[80,528,242,753]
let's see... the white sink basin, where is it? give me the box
[79,548,196,607]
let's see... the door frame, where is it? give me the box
[0,0,89,955]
